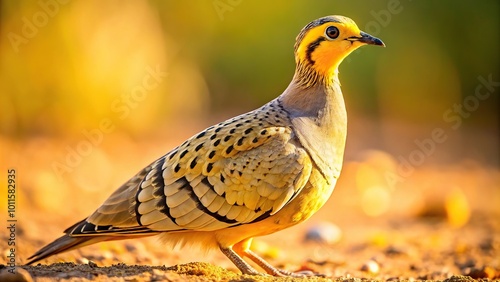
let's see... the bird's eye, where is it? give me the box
[325,26,339,39]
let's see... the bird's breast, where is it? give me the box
[274,167,336,225]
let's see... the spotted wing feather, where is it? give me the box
[133,100,313,231]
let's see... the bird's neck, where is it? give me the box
[280,71,346,126]
[279,72,347,181]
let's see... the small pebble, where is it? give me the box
[360,260,380,274]
[125,243,138,252]
[409,264,419,271]
[77,257,89,264]
[304,222,342,244]
[77,257,98,267]
[102,251,114,260]
[385,245,408,256]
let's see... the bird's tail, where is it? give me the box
[26,216,159,265]
[26,234,110,265]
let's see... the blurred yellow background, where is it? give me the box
[0,0,499,235]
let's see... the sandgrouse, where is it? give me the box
[27,15,384,276]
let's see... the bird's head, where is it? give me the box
[294,15,385,88]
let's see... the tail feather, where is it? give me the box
[27,217,160,265]
[26,235,109,265]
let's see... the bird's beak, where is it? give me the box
[347,31,385,47]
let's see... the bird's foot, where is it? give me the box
[272,268,325,277]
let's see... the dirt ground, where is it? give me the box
[6,215,500,282]
[1,134,499,281]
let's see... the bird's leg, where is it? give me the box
[245,249,320,277]
[233,239,321,277]
[219,245,261,275]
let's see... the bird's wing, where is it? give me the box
[68,108,313,236]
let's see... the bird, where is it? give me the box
[27,15,384,276]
